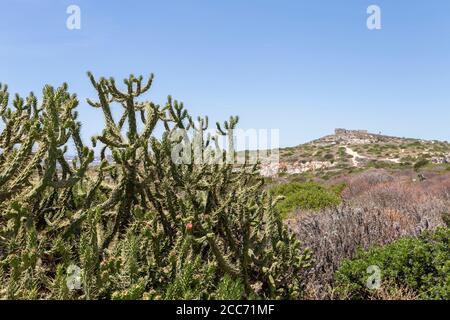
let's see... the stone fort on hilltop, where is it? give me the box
[334,128,369,136]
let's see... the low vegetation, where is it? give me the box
[335,227,450,300]
[288,169,448,299]
[269,182,343,218]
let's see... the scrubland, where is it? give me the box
[282,169,449,299]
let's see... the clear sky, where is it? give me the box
[2,0,450,148]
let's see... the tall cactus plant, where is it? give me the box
[87,72,311,298]
[0,84,93,211]
[0,83,95,298]
[86,72,164,250]
[0,73,311,300]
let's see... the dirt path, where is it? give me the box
[345,146,400,167]
[345,147,366,166]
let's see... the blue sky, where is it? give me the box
[1,0,450,148]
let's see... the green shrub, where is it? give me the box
[330,182,347,195]
[367,160,391,169]
[334,227,450,300]
[269,182,342,217]
[442,212,450,227]
[414,159,429,171]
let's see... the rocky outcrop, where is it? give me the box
[431,155,450,164]
[260,160,335,177]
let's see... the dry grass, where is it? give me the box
[368,283,418,301]
[287,169,449,299]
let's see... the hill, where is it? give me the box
[262,128,450,179]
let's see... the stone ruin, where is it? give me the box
[334,128,369,136]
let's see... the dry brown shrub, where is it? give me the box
[341,169,394,199]
[288,170,450,299]
[368,283,418,301]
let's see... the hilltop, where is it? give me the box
[261,129,450,178]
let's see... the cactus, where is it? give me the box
[85,72,165,251]
[0,84,93,211]
[0,73,311,300]
[0,83,95,298]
